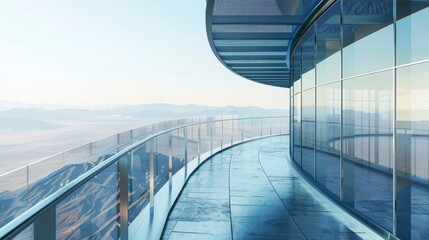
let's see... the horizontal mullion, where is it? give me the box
[221,55,286,61]
[227,62,286,67]
[212,15,304,25]
[231,66,287,70]
[216,46,288,52]
[213,32,294,40]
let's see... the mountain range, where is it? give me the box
[0,103,288,131]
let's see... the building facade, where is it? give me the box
[290,0,429,239]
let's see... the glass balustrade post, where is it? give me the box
[231,120,234,146]
[198,124,201,164]
[241,119,244,142]
[119,153,129,240]
[251,118,254,139]
[26,165,29,190]
[169,134,173,187]
[149,139,154,215]
[221,118,224,150]
[260,117,263,138]
[89,142,94,156]
[117,134,120,152]
[34,207,55,240]
[184,127,188,178]
[210,122,213,155]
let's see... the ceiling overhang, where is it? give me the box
[206,0,322,88]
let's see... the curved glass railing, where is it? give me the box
[0,116,289,240]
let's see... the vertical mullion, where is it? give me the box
[314,23,317,181]
[198,124,201,164]
[392,0,398,235]
[340,0,344,202]
[210,122,213,155]
[300,42,303,168]
[184,127,188,177]
[149,140,154,214]
[221,118,224,150]
[119,154,129,240]
[231,120,234,145]
[169,134,173,186]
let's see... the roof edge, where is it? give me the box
[205,0,288,89]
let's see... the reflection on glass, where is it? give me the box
[342,0,393,77]
[397,62,429,239]
[129,145,149,223]
[293,93,302,166]
[302,26,315,90]
[316,2,341,85]
[397,0,429,65]
[56,162,119,239]
[154,136,169,194]
[293,40,302,94]
[316,82,341,197]
[302,89,315,176]
[342,70,393,232]
[290,93,294,157]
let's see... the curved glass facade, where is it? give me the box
[290,1,429,239]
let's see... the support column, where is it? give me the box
[34,207,55,240]
[149,140,154,214]
[169,134,173,187]
[119,154,129,240]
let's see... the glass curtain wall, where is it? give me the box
[289,0,429,239]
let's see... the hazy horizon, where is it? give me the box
[0,99,290,111]
[0,103,288,174]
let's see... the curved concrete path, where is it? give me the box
[162,136,381,240]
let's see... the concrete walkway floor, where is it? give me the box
[162,136,381,240]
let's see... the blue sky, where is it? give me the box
[0,0,288,109]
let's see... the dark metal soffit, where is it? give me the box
[206,0,323,88]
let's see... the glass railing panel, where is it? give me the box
[270,118,280,135]
[280,117,289,135]
[212,121,222,149]
[11,224,33,240]
[232,119,242,143]
[92,134,120,155]
[243,119,252,140]
[129,144,150,223]
[118,131,133,144]
[154,134,169,194]
[28,153,67,188]
[260,118,267,136]
[172,132,185,175]
[222,120,232,148]
[131,126,150,140]
[186,126,199,163]
[0,167,28,229]
[56,162,119,240]
[199,123,211,154]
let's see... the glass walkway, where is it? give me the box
[162,136,381,240]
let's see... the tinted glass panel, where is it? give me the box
[342,70,393,232]
[293,41,302,94]
[302,26,315,90]
[293,93,302,166]
[316,3,341,85]
[316,82,341,197]
[397,1,429,65]
[396,62,429,239]
[302,89,315,176]
[343,0,393,77]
